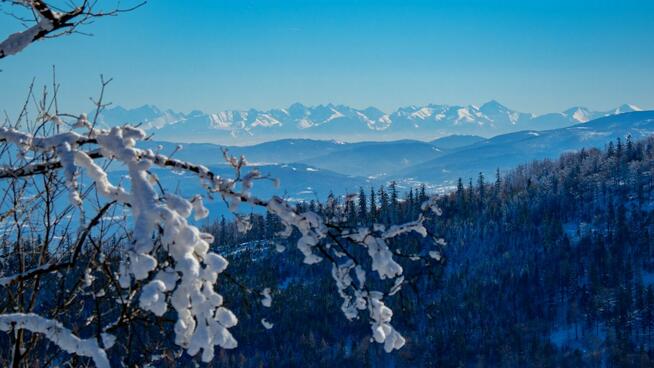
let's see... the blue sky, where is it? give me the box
[1,0,653,115]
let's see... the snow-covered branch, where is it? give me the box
[0,313,111,368]
[0,119,445,361]
[0,0,145,59]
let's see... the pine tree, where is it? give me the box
[326,191,336,218]
[456,178,465,210]
[220,215,227,244]
[467,178,474,203]
[346,198,357,226]
[477,172,485,208]
[358,187,368,222]
[406,188,415,221]
[378,186,389,223]
[419,184,427,203]
[607,140,615,157]
[389,181,398,223]
[369,187,377,223]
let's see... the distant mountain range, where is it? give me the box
[97,101,644,144]
[140,111,654,204]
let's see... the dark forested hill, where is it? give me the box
[208,134,654,367]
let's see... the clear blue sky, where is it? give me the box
[1,0,653,115]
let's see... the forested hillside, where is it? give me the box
[209,135,654,367]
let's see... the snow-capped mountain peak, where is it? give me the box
[613,104,642,114]
[479,100,509,114]
[97,104,185,129]
[96,102,649,144]
[564,107,593,123]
